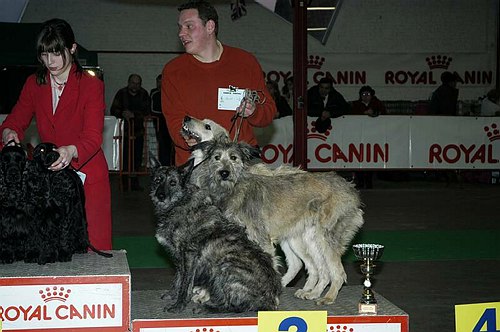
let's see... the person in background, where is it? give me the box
[0,18,112,250]
[266,80,292,118]
[110,74,150,190]
[351,85,386,117]
[307,77,350,133]
[282,76,294,110]
[162,0,276,166]
[429,71,459,115]
[480,89,500,116]
[351,85,387,189]
[150,74,173,166]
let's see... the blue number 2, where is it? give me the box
[472,308,500,332]
[279,317,308,332]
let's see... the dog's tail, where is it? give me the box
[88,244,113,258]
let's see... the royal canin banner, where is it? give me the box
[254,116,500,170]
[3,115,499,171]
[133,316,408,332]
[258,53,495,101]
[0,276,129,331]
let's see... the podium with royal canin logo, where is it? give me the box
[0,251,408,332]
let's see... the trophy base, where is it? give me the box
[359,302,378,315]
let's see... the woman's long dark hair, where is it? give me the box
[35,18,82,85]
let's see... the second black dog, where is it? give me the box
[0,143,30,264]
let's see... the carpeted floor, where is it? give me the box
[111,172,500,331]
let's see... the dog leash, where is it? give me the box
[229,89,266,142]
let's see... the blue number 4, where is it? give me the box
[472,308,500,332]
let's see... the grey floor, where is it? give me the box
[111,171,500,331]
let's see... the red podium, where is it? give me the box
[0,250,130,332]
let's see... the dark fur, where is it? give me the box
[191,138,365,305]
[0,143,30,263]
[0,142,109,265]
[150,157,281,313]
[24,143,90,263]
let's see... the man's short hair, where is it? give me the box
[318,77,333,86]
[128,74,142,83]
[178,0,219,36]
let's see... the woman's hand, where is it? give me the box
[2,128,20,146]
[50,145,78,171]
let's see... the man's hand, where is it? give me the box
[236,97,256,118]
[123,110,135,120]
[320,110,331,120]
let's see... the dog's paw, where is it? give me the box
[192,286,210,304]
[191,306,205,314]
[294,289,320,300]
[160,291,175,301]
[315,296,335,306]
[294,289,308,299]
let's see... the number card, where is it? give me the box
[258,311,327,332]
[455,302,500,332]
[218,87,245,110]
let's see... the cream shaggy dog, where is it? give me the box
[181,116,364,305]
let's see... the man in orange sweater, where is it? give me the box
[162,0,277,165]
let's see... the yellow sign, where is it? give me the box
[455,302,500,332]
[258,311,327,332]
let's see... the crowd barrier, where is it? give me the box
[2,115,499,171]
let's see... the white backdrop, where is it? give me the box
[255,116,500,170]
[3,115,500,170]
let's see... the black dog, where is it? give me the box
[150,157,281,313]
[0,142,111,265]
[0,142,30,264]
[23,143,90,263]
[27,142,112,263]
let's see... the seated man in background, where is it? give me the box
[429,71,459,115]
[307,77,350,133]
[351,85,387,117]
[150,74,173,166]
[351,85,387,189]
[110,74,150,190]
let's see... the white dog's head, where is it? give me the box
[182,116,230,166]
[181,116,229,143]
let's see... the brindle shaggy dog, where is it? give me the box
[150,157,281,313]
[192,138,364,305]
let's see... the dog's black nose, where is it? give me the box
[184,116,191,122]
[219,170,230,180]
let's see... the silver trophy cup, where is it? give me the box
[353,243,384,314]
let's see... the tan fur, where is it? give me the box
[192,138,365,305]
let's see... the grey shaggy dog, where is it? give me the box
[149,157,281,313]
[192,138,365,305]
